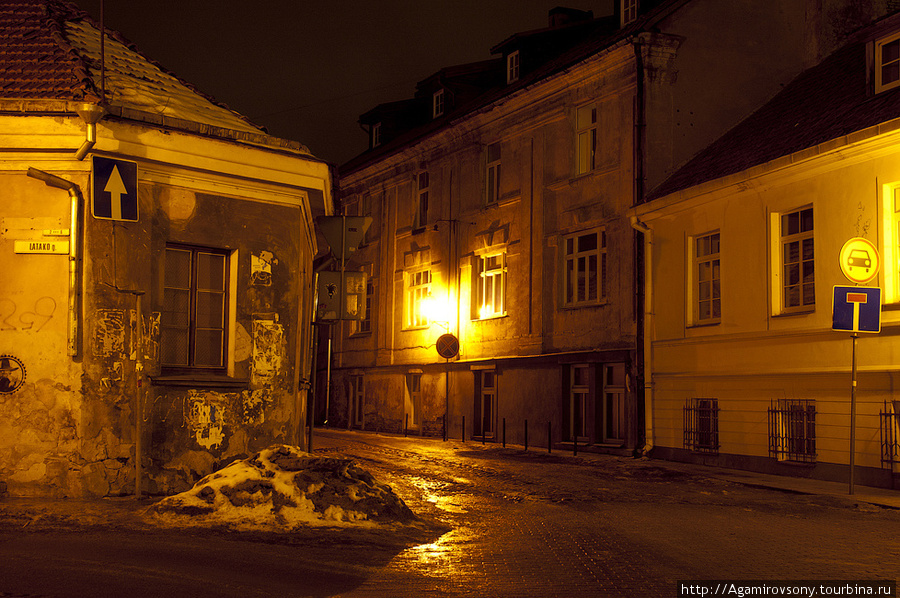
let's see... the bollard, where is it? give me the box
[503,418,506,448]
[524,419,529,451]
[462,415,466,443]
[548,421,552,453]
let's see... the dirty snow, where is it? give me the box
[150,445,415,531]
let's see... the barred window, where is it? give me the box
[768,399,816,463]
[684,398,719,454]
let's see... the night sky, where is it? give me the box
[70,0,614,166]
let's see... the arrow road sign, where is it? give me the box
[832,286,881,333]
[92,156,138,221]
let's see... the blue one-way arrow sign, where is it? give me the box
[832,286,881,333]
[92,156,138,221]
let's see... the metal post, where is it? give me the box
[405,413,409,437]
[462,415,466,442]
[548,421,552,453]
[133,291,144,498]
[482,412,485,445]
[524,419,528,451]
[325,324,333,426]
[307,322,318,453]
[503,418,506,448]
[444,358,449,442]
[850,331,858,495]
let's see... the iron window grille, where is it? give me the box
[768,399,816,463]
[683,398,719,454]
[880,401,900,470]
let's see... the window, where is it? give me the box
[569,364,590,441]
[485,142,501,205]
[780,207,814,311]
[768,399,816,463]
[406,372,422,428]
[563,229,606,306]
[475,370,497,439]
[371,122,381,148]
[602,363,626,444]
[475,252,506,319]
[695,232,721,323]
[684,398,719,454]
[506,50,520,84]
[350,277,373,335]
[576,104,598,175]
[407,269,431,328]
[875,32,900,93]
[621,0,638,25]
[161,245,229,370]
[433,89,445,118]
[880,401,900,470]
[415,171,429,229]
[351,375,364,427]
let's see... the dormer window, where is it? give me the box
[507,50,520,84]
[371,122,381,148]
[875,31,900,93]
[621,0,638,26]
[433,89,445,118]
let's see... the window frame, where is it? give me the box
[768,399,816,463]
[415,171,429,229]
[160,243,231,374]
[406,268,432,329]
[474,251,507,320]
[371,122,381,148]
[569,364,591,442]
[350,276,374,336]
[506,50,520,84]
[475,369,497,439]
[351,374,365,427]
[562,228,607,308]
[602,363,626,444]
[875,31,900,94]
[694,231,721,324]
[621,0,638,26]
[684,398,719,454]
[485,142,501,206]
[433,89,445,118]
[777,206,815,314]
[575,103,598,175]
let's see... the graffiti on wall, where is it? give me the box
[187,391,226,449]
[252,318,283,386]
[92,309,125,357]
[0,355,25,393]
[0,297,56,332]
[250,251,277,286]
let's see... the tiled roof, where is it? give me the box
[647,16,900,201]
[0,0,308,151]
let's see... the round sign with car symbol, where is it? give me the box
[839,237,879,284]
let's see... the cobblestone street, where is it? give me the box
[314,428,900,597]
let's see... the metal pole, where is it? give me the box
[307,321,318,453]
[325,324,333,426]
[134,291,144,498]
[444,358,449,442]
[850,331,858,495]
[503,418,506,448]
[524,419,528,451]
[462,415,465,442]
[548,421,552,453]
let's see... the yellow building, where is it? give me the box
[633,11,900,488]
[329,1,860,453]
[0,1,331,496]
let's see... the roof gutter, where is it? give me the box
[73,103,106,161]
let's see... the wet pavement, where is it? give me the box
[0,428,898,597]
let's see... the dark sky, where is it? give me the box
[71,0,614,166]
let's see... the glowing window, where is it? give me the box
[407,269,431,328]
[475,252,506,319]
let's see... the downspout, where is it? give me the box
[631,216,653,455]
[74,103,106,161]
[26,168,83,357]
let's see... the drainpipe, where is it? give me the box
[74,103,106,161]
[26,168,83,358]
[630,216,653,455]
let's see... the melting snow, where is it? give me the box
[151,445,415,531]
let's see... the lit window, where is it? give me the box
[161,245,229,370]
[433,89,445,118]
[407,269,431,328]
[695,232,721,323]
[875,32,900,93]
[576,104,598,175]
[475,252,506,319]
[563,229,606,306]
[415,171,429,229]
[621,0,638,25]
[485,142,501,205]
[507,50,520,84]
[780,207,814,311]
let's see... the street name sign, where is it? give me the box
[14,240,69,254]
[92,156,138,221]
[832,286,881,333]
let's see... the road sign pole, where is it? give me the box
[850,331,858,495]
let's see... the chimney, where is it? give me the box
[548,7,594,28]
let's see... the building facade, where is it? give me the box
[1,1,331,497]
[329,0,857,453]
[633,11,900,488]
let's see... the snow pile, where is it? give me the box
[150,445,415,530]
